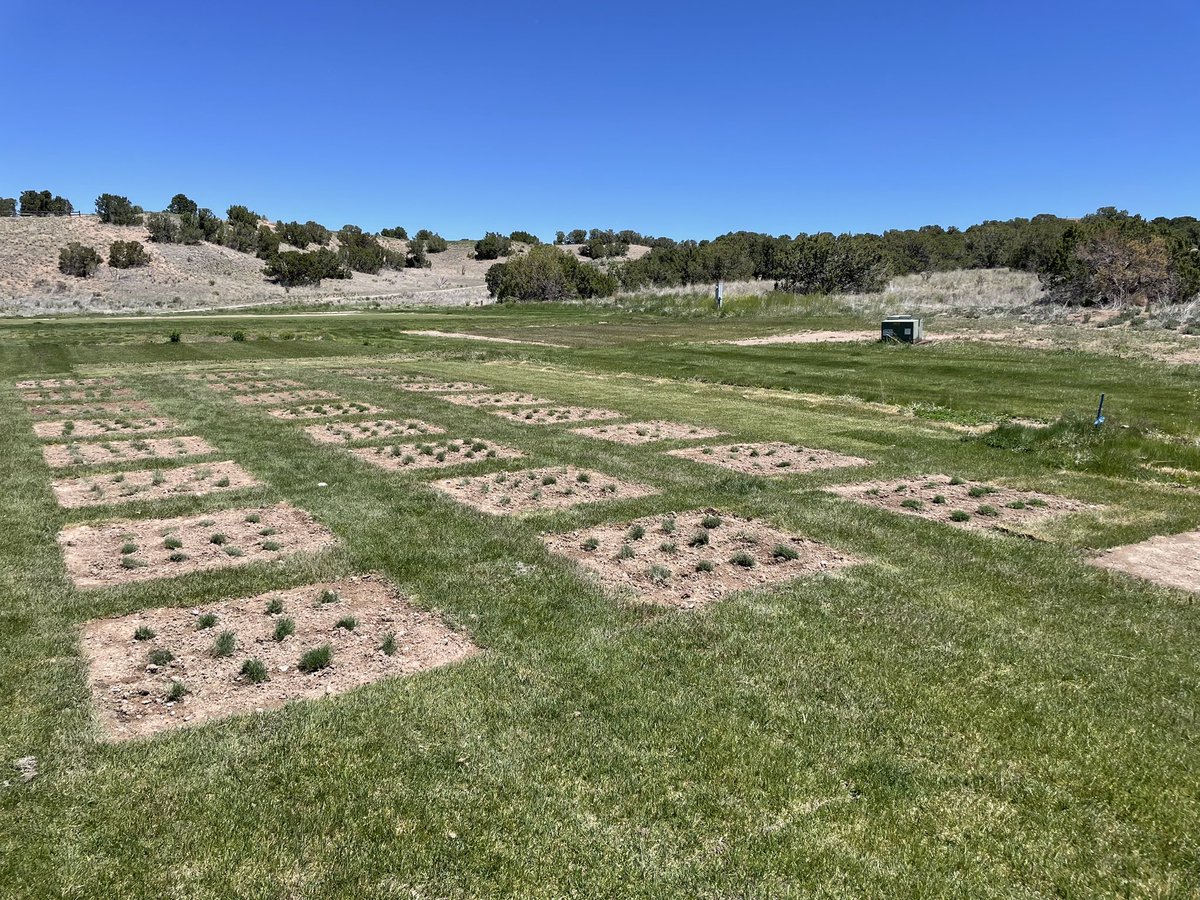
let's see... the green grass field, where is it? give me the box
[1,306,1198,898]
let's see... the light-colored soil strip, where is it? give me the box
[52,461,260,509]
[827,474,1089,532]
[185,370,277,382]
[719,331,878,346]
[396,380,492,393]
[430,465,656,515]
[58,502,336,589]
[33,417,179,439]
[80,574,478,740]
[668,442,871,475]
[233,389,339,406]
[209,379,305,393]
[42,435,217,469]
[351,437,523,471]
[490,406,624,426]
[267,401,386,420]
[1090,530,1200,595]
[16,377,117,390]
[303,418,445,445]
[573,421,728,445]
[27,401,156,419]
[543,509,857,609]
[399,329,568,348]
[440,392,554,408]
[21,387,137,403]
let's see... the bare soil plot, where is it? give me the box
[440,392,554,408]
[668,442,871,476]
[185,370,277,382]
[303,418,445,445]
[396,380,492,393]
[573,421,728,445]
[27,401,156,419]
[721,331,878,346]
[21,387,137,403]
[80,574,478,740]
[543,509,856,609]
[267,400,386,420]
[351,437,523,472]
[491,406,624,426]
[52,461,260,508]
[58,502,336,589]
[431,465,656,515]
[827,474,1088,532]
[16,377,118,390]
[209,379,305,393]
[42,436,217,469]
[33,417,178,439]
[1090,530,1200,594]
[233,389,339,406]
[399,329,568,348]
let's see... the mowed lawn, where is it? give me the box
[0,308,1198,898]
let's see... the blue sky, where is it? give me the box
[3,1,1196,240]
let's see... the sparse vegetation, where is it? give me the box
[211,630,236,658]
[196,613,217,630]
[298,644,332,673]
[273,618,295,642]
[239,658,269,684]
[58,243,102,278]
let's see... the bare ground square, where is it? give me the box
[350,437,523,471]
[27,401,156,419]
[573,421,728,445]
[440,392,554,408]
[51,461,260,508]
[430,465,656,514]
[668,441,871,475]
[1090,530,1200,594]
[267,401,386,420]
[303,418,446,444]
[491,406,623,426]
[33,417,179,439]
[41,435,218,469]
[233,389,339,406]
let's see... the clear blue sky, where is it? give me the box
[3,1,1196,240]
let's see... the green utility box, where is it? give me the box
[881,316,924,343]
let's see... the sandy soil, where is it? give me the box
[27,401,156,419]
[350,437,523,471]
[21,387,136,403]
[80,574,478,741]
[396,381,492,393]
[668,442,871,476]
[16,377,117,389]
[399,330,568,348]
[52,461,260,508]
[828,474,1089,532]
[1090,530,1200,594]
[209,379,305,393]
[33,417,178,439]
[430,465,657,515]
[41,435,217,469]
[59,502,336,589]
[232,389,339,406]
[303,419,445,445]
[543,509,857,609]
[440,392,554,408]
[722,330,880,346]
[267,401,386,420]
[491,406,624,426]
[572,421,728,445]
[186,370,279,382]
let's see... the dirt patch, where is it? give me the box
[33,417,179,439]
[27,401,156,419]
[396,380,492,393]
[21,387,137,403]
[350,437,523,471]
[440,392,554,408]
[79,574,478,741]
[59,502,336,589]
[209,379,305,393]
[430,465,657,515]
[668,442,871,476]
[303,418,445,444]
[185,370,278,382]
[491,406,623,426]
[722,330,878,346]
[543,509,857,609]
[828,474,1089,532]
[572,421,728,445]
[399,329,567,348]
[52,461,260,508]
[232,389,339,406]
[267,401,386,420]
[1090,530,1200,594]
[16,377,117,390]
[41,435,217,469]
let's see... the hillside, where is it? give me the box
[0,216,498,315]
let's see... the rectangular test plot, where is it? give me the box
[41,436,218,469]
[51,461,260,508]
[351,436,523,471]
[430,465,656,515]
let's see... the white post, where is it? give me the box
[715,279,724,310]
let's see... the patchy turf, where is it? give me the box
[40,435,217,469]
[32,416,178,439]
[303,418,446,444]
[267,400,386,420]
[572,420,728,445]
[491,405,624,425]
[668,441,872,476]
[351,437,523,471]
[430,465,656,514]
[51,460,260,508]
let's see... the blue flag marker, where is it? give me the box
[1094,393,1106,428]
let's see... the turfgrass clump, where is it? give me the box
[147,648,174,666]
[772,543,799,560]
[298,644,333,673]
[688,530,709,547]
[196,613,217,630]
[950,510,971,522]
[273,618,295,642]
[265,597,284,615]
[379,632,398,656]
[977,504,1000,517]
[900,498,923,510]
[211,630,236,658]
[730,550,756,568]
[626,524,646,540]
[335,616,358,631]
[165,680,189,702]
[616,544,635,560]
[695,559,715,573]
[163,536,183,550]
[582,537,600,551]
[648,564,671,585]
[239,658,269,684]
[319,589,340,605]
